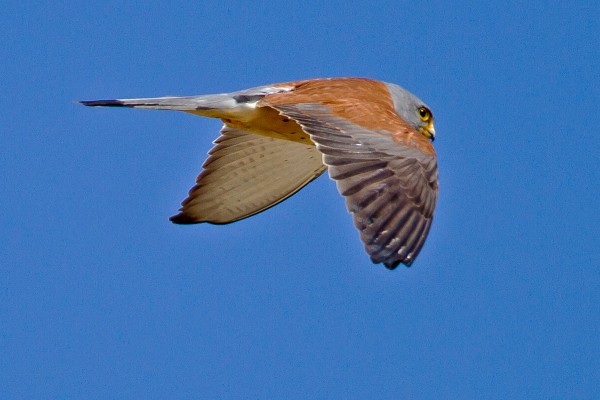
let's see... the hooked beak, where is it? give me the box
[420,120,436,142]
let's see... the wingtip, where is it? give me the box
[170,212,238,226]
[382,257,413,270]
[383,260,401,270]
[169,213,201,225]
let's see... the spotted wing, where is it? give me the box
[170,126,326,224]
[267,103,438,268]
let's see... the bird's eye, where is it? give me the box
[418,106,431,122]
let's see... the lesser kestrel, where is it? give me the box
[81,78,438,269]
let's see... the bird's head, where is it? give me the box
[386,83,436,141]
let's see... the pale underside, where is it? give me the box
[170,125,326,224]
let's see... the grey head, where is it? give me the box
[384,82,435,141]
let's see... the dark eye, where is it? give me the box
[418,106,431,122]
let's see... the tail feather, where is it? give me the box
[79,95,228,111]
[79,84,294,112]
[80,99,131,107]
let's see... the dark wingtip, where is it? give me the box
[383,258,413,270]
[169,213,202,225]
[384,261,400,270]
[79,99,128,107]
[170,213,236,226]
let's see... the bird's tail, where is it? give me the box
[81,93,252,118]
[79,84,292,119]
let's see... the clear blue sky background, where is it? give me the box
[2,2,599,399]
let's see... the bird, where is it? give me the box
[81,77,438,269]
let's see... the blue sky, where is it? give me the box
[2,1,599,398]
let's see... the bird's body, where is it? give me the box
[81,77,438,269]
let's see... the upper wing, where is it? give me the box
[170,126,326,224]
[263,100,438,269]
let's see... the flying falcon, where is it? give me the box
[81,78,438,269]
